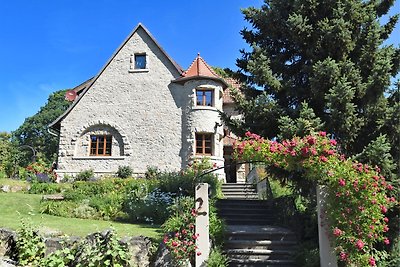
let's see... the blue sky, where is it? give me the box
[0,0,399,133]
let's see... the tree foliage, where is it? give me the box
[227,0,399,178]
[12,90,70,166]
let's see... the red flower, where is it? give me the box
[380,205,388,213]
[355,239,364,250]
[384,238,390,245]
[197,252,202,256]
[338,179,346,186]
[339,252,348,261]
[172,241,178,247]
[369,257,376,266]
[319,155,328,162]
[333,227,343,236]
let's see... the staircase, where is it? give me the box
[217,183,298,267]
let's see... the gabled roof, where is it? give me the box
[173,53,228,88]
[49,23,184,131]
[223,77,241,104]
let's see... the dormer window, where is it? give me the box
[134,54,146,69]
[196,89,213,106]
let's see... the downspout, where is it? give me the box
[47,126,60,137]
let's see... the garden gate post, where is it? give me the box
[317,185,338,267]
[195,183,210,267]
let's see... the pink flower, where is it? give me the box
[384,238,390,245]
[387,184,393,190]
[319,155,328,162]
[384,217,389,223]
[300,147,309,156]
[326,149,335,155]
[338,179,346,186]
[319,131,327,137]
[369,257,376,266]
[307,136,316,145]
[311,148,317,155]
[245,131,252,137]
[381,205,388,213]
[333,227,343,236]
[339,252,348,261]
[355,239,364,250]
[383,225,389,232]
[330,139,337,146]
[172,241,178,247]
[196,252,202,256]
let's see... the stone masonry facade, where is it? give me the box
[51,24,228,179]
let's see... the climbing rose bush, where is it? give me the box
[162,197,200,266]
[234,131,397,266]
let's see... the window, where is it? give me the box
[196,89,213,106]
[90,135,112,156]
[134,54,146,69]
[196,133,213,155]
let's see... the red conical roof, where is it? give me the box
[173,53,228,88]
[182,53,220,78]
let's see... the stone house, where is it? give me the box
[49,23,245,182]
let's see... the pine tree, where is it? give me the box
[229,0,399,175]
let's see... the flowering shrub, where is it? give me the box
[234,131,398,266]
[162,197,200,266]
[26,160,57,182]
[124,188,174,224]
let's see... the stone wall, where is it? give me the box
[57,26,188,177]
[0,228,152,267]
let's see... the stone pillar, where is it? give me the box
[195,183,210,267]
[317,185,338,267]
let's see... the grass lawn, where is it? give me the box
[0,192,161,238]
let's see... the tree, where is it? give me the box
[228,0,399,177]
[225,0,399,263]
[12,90,70,166]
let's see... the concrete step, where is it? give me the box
[227,248,295,261]
[225,240,297,250]
[225,226,297,241]
[228,258,296,267]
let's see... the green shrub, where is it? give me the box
[15,220,45,266]
[117,165,133,178]
[162,197,197,266]
[145,166,160,179]
[29,182,70,194]
[75,169,94,181]
[206,247,229,267]
[40,200,79,218]
[294,241,320,267]
[209,199,225,247]
[124,188,173,224]
[72,199,100,219]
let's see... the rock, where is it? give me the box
[0,185,10,193]
[151,242,173,267]
[0,257,17,267]
[120,235,152,267]
[0,229,16,258]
